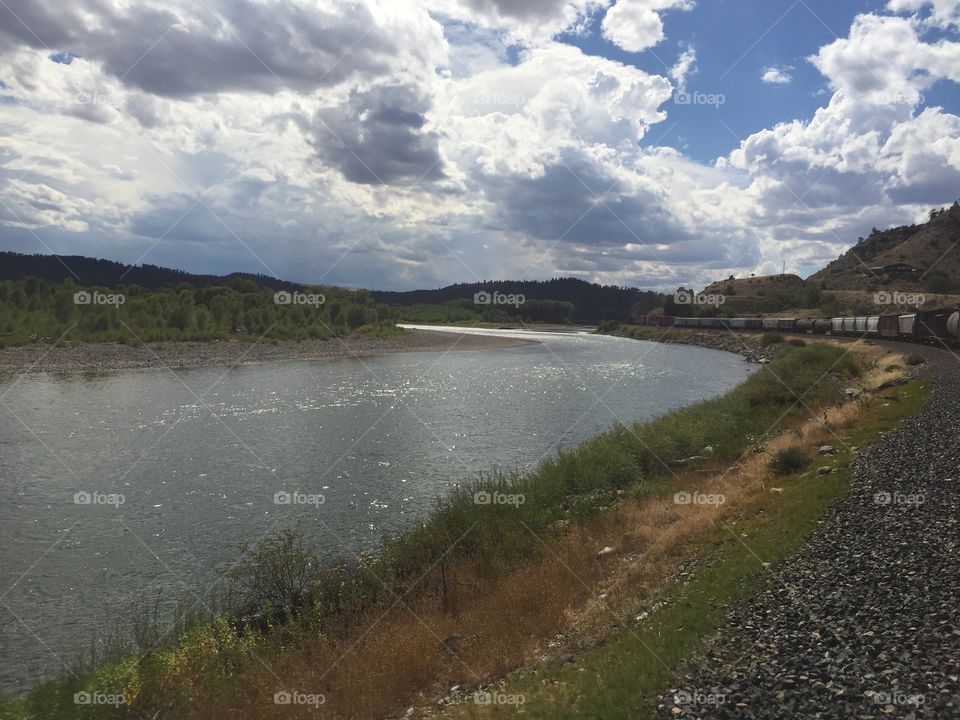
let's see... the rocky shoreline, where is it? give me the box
[0,328,538,375]
[613,327,780,364]
[655,343,960,719]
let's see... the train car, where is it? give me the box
[729,318,747,330]
[831,317,844,334]
[700,318,723,330]
[878,315,900,338]
[813,319,832,334]
[761,318,778,331]
[854,317,869,334]
[949,311,960,340]
[842,317,857,334]
[898,314,916,337]
[777,318,798,332]
[913,310,952,343]
[866,316,880,336]
[745,318,763,331]
[795,319,813,333]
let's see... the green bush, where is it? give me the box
[761,332,785,346]
[769,446,811,475]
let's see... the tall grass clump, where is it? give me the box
[769,446,811,475]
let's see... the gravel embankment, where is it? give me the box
[658,343,960,719]
[0,328,538,375]
[616,328,779,364]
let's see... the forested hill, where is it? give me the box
[0,252,303,293]
[372,279,663,324]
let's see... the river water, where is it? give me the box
[0,327,754,690]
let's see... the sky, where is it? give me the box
[0,0,958,291]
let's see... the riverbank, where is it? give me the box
[602,324,781,364]
[0,328,538,375]
[652,341,959,719]
[1,339,887,720]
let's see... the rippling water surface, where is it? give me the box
[0,328,754,690]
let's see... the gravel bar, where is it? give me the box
[657,343,960,719]
[0,328,538,375]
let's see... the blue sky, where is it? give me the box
[564,0,957,161]
[0,0,958,290]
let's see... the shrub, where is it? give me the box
[228,528,318,619]
[786,338,806,347]
[769,446,811,475]
[761,332,784,346]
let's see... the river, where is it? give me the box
[0,327,754,691]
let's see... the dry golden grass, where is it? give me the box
[176,346,905,720]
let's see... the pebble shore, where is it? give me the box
[656,342,960,719]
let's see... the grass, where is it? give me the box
[441,376,929,719]
[0,342,881,719]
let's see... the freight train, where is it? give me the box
[628,309,960,345]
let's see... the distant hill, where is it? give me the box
[0,253,662,324]
[0,252,304,293]
[808,202,960,293]
[371,278,663,324]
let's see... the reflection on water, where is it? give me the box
[0,328,754,690]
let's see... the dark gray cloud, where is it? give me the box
[311,82,445,185]
[0,0,423,97]
[458,0,577,21]
[481,151,688,248]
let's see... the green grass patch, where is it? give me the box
[452,379,929,719]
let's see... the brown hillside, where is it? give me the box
[808,203,960,293]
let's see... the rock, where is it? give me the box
[817,466,832,476]
[597,546,615,557]
[818,445,836,455]
[844,387,861,398]
[702,445,715,454]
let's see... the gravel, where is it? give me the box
[657,343,960,719]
